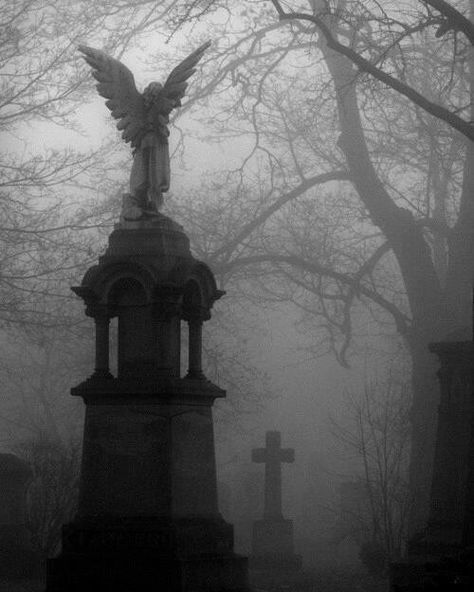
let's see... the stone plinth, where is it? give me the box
[76,396,221,518]
[251,518,302,571]
[46,215,248,592]
[0,454,40,579]
[390,338,474,591]
[250,432,302,573]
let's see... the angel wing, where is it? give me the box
[78,45,147,149]
[152,41,211,116]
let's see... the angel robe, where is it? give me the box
[129,131,170,212]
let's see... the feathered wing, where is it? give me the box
[78,45,146,149]
[153,41,211,116]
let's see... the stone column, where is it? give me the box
[94,315,111,377]
[187,317,204,379]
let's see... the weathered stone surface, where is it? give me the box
[0,454,40,579]
[76,403,219,518]
[46,218,248,591]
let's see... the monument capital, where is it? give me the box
[71,213,223,389]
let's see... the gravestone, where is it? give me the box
[390,329,474,590]
[0,454,40,579]
[250,431,302,572]
[45,214,249,592]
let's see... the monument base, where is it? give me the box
[390,550,474,591]
[390,532,474,592]
[0,525,41,579]
[46,517,249,592]
[47,553,248,592]
[249,553,303,572]
[250,518,302,573]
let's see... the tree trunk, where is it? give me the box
[319,40,452,531]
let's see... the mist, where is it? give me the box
[1,2,472,591]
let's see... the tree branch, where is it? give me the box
[211,170,350,262]
[421,0,474,44]
[270,0,474,142]
[219,253,410,336]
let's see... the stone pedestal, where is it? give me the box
[0,454,40,579]
[390,337,474,591]
[46,215,248,592]
[251,518,302,571]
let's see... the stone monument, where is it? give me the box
[390,329,474,590]
[46,42,248,592]
[0,453,40,579]
[250,431,302,572]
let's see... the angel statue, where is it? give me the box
[78,41,211,220]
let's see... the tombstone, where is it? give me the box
[0,453,40,579]
[45,214,249,591]
[250,431,302,572]
[390,329,474,590]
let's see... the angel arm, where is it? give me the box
[78,45,146,148]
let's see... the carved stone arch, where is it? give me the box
[98,262,156,310]
[107,276,147,309]
[177,262,224,322]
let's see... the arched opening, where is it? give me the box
[109,316,118,377]
[108,277,152,379]
[183,281,204,379]
[180,322,188,378]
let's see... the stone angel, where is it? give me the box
[78,41,211,218]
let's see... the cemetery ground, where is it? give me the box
[0,562,389,592]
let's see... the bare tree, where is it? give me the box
[0,0,201,328]
[12,436,81,558]
[157,0,473,531]
[3,0,471,535]
[332,375,412,573]
[271,0,474,141]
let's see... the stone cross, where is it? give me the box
[252,431,294,519]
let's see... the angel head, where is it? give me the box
[143,82,164,110]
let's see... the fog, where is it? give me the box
[0,1,472,590]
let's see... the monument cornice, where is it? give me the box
[71,375,225,405]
